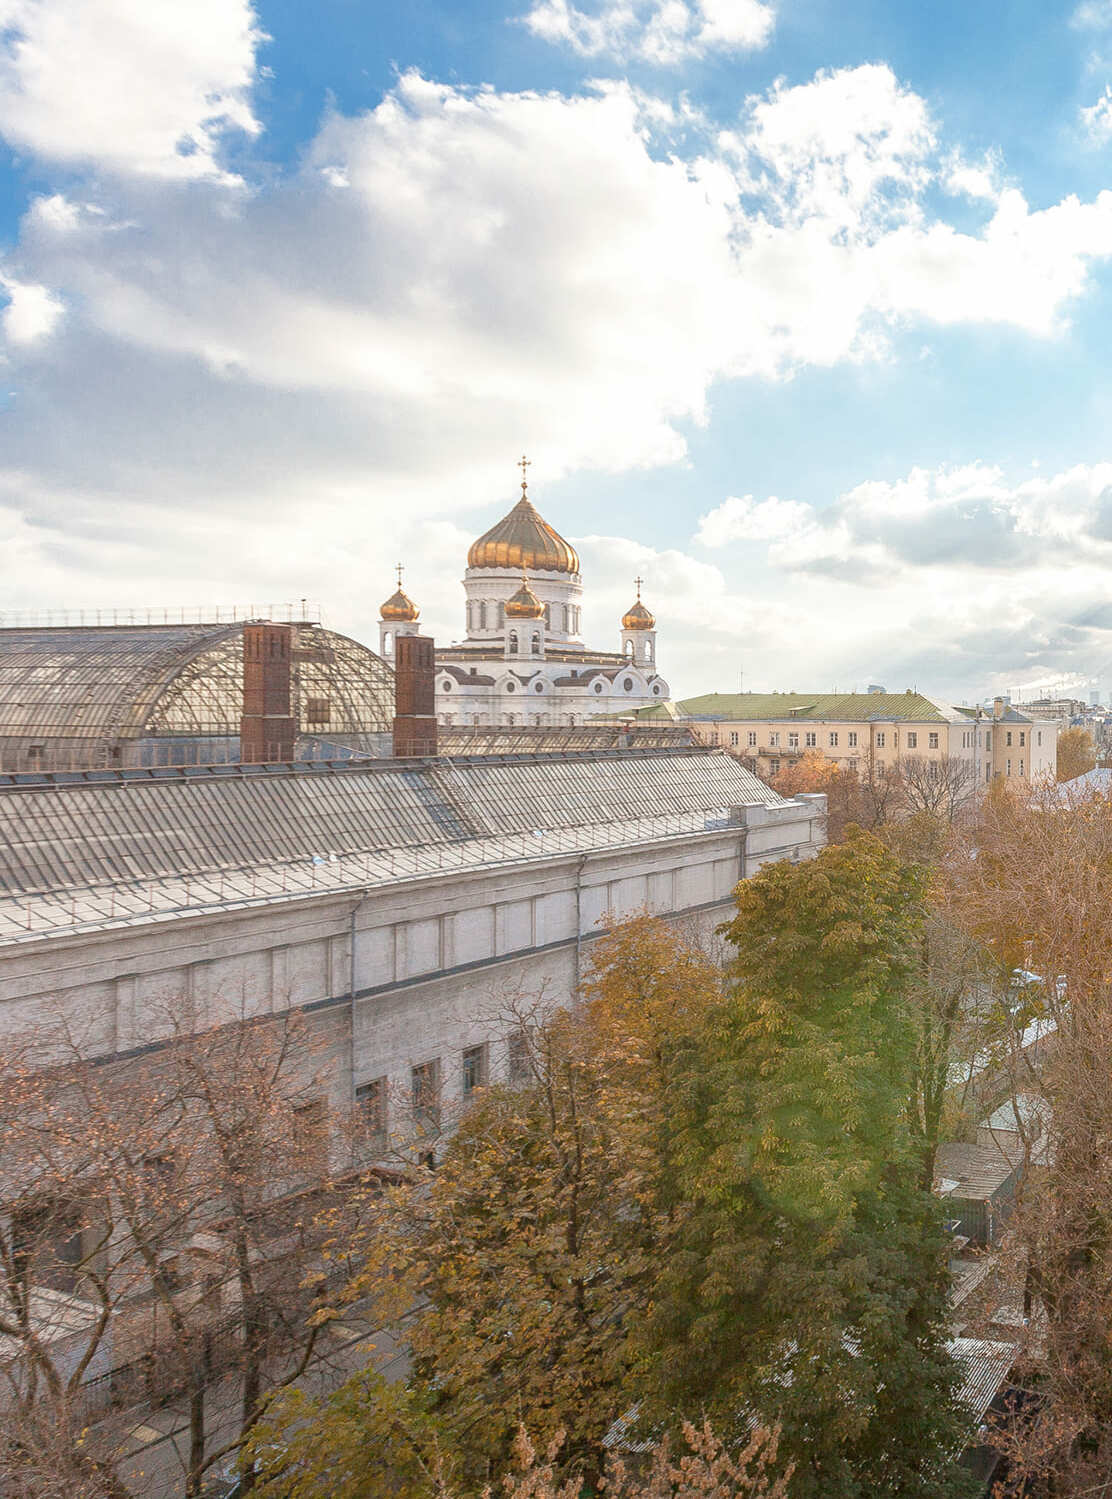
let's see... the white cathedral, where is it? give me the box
[379,463,669,727]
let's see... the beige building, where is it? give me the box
[644,690,1057,787]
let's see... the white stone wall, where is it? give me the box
[0,800,826,1120]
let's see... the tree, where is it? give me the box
[948,786,1112,1490]
[1055,725,1096,782]
[642,834,976,1498]
[0,1009,346,1498]
[250,918,724,1495]
[770,754,856,843]
[899,755,977,822]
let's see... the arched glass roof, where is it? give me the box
[0,622,394,760]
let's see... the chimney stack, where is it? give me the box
[241,623,296,763]
[393,634,437,757]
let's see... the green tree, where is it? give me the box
[643,833,975,1498]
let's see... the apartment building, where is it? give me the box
[674,691,1057,786]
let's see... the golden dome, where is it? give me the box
[468,465,579,574]
[380,588,419,622]
[621,577,654,630]
[504,576,545,620]
[380,565,419,622]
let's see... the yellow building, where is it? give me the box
[638,690,1056,786]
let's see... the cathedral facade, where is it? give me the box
[379,468,669,727]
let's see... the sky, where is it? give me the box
[6,3,1112,701]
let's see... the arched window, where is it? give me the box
[497,602,505,626]
[479,601,487,630]
[543,603,551,627]
[508,630,518,654]
[383,630,393,655]
[644,638,654,663]
[531,632,541,655]
[625,639,634,658]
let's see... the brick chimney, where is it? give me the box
[241,623,296,763]
[393,634,437,757]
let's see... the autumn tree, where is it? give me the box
[1055,724,1096,782]
[249,918,724,1494]
[0,1009,347,1498]
[642,834,976,1498]
[899,754,977,821]
[948,786,1112,1490]
[770,753,856,842]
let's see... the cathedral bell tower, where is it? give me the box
[379,565,421,659]
[620,578,656,669]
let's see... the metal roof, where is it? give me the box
[678,690,956,723]
[0,749,786,943]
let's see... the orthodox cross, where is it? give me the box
[518,454,531,493]
[634,575,643,599]
[395,562,404,588]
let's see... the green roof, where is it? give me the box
[676,690,951,723]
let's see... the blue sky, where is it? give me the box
[4,0,1112,700]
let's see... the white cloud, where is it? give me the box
[1072,0,1112,28]
[522,0,774,64]
[695,493,813,545]
[5,65,1112,696]
[1082,84,1112,142]
[0,0,263,179]
[0,275,62,343]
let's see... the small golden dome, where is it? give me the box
[380,565,419,622]
[622,577,654,630]
[504,576,545,620]
[468,462,580,574]
[380,588,419,622]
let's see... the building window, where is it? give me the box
[770,732,780,747]
[506,680,516,693]
[907,732,917,749]
[829,732,838,748]
[848,731,857,748]
[411,1061,441,1133]
[479,602,486,629]
[508,631,518,654]
[1037,731,1043,746]
[506,1031,531,1084]
[534,680,544,693]
[532,633,541,655]
[730,731,739,747]
[788,732,799,748]
[462,1044,488,1099]
[1019,731,1026,747]
[875,732,885,748]
[1007,759,1012,777]
[1006,731,1012,747]
[986,764,991,782]
[928,732,938,749]
[292,1099,328,1174]
[594,682,603,694]
[769,757,781,775]
[1020,759,1025,776]
[355,1079,387,1146]
[748,730,757,747]
[623,678,634,692]
[805,732,817,748]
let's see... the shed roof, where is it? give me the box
[935,1142,1018,1202]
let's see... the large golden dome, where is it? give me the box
[468,487,580,576]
